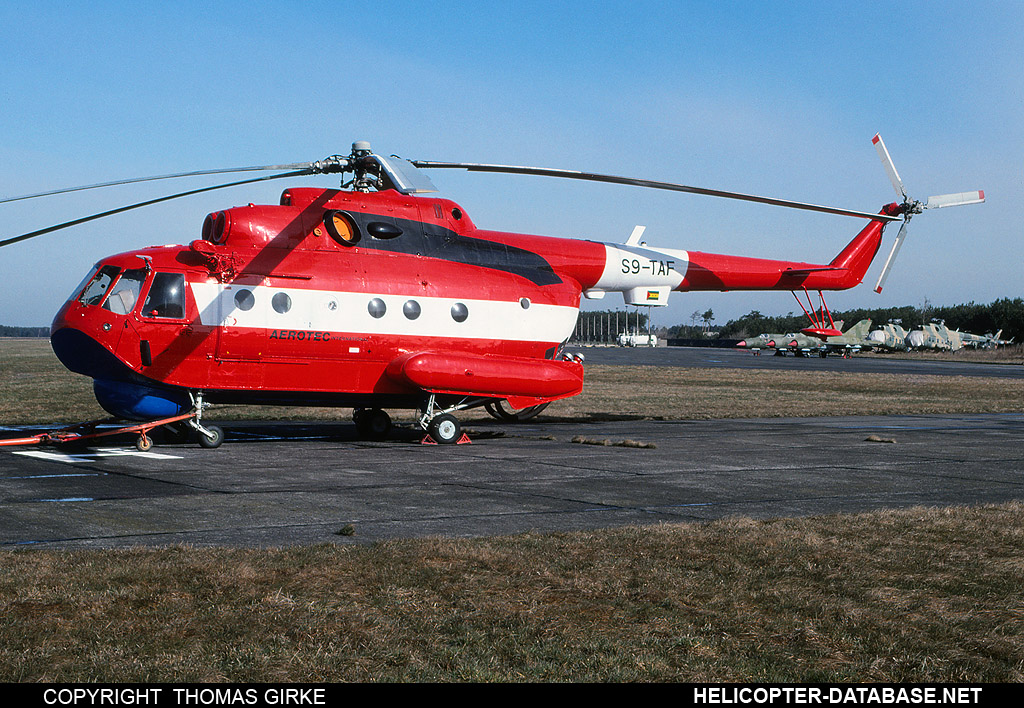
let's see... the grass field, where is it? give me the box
[2,338,1023,682]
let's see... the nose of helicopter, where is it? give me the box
[51,307,192,420]
[50,316,125,380]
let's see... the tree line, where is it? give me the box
[0,325,48,337]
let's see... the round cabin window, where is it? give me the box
[272,292,292,314]
[234,289,255,311]
[367,298,386,319]
[403,300,421,320]
[451,302,469,322]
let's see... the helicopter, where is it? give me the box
[0,136,983,447]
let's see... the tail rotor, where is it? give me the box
[871,133,984,293]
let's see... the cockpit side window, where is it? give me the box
[142,272,186,319]
[78,265,121,307]
[102,268,147,315]
[67,265,100,303]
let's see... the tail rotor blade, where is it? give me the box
[874,221,908,294]
[872,134,907,201]
[925,190,985,209]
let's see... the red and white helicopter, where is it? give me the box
[0,136,983,447]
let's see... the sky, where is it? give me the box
[1,1,1020,330]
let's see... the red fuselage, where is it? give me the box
[49,187,897,417]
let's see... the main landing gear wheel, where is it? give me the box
[428,414,461,445]
[354,408,392,441]
[198,424,224,449]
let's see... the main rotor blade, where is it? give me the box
[873,220,909,294]
[0,169,312,248]
[872,134,907,201]
[412,160,900,222]
[0,162,316,206]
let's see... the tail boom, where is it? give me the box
[676,205,898,293]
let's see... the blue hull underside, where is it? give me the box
[51,327,191,421]
[92,378,191,421]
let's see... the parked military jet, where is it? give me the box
[738,319,871,357]
[960,329,1014,349]
[736,322,843,356]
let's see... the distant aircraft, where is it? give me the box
[870,322,1013,352]
[737,321,843,356]
[959,329,1014,349]
[819,319,873,357]
[906,322,1015,352]
[867,322,910,351]
[737,319,871,357]
[906,322,964,351]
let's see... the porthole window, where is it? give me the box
[272,292,292,314]
[403,300,421,320]
[367,298,386,319]
[451,302,469,323]
[234,289,255,311]
[520,297,531,309]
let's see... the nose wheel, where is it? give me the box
[196,424,224,449]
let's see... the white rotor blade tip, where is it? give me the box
[925,190,986,209]
[872,133,906,200]
[874,222,908,294]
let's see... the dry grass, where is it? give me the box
[0,339,104,424]
[1,504,1022,682]
[864,344,1024,365]
[554,365,1024,421]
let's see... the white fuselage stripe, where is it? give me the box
[189,282,580,343]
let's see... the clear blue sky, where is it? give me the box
[1,1,1020,329]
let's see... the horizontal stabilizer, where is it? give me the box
[801,327,843,340]
[784,266,846,276]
